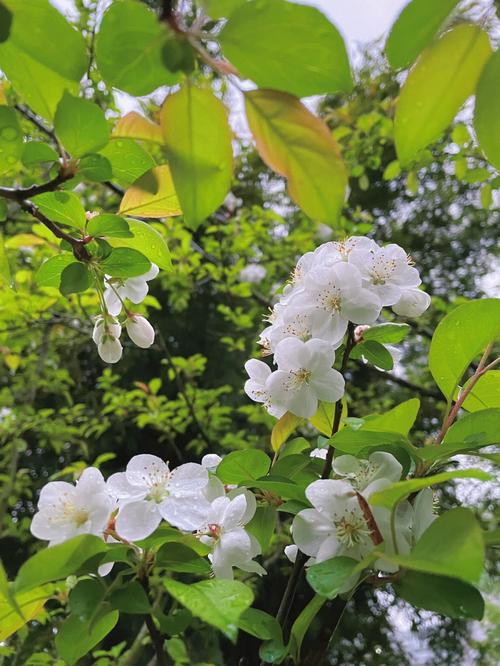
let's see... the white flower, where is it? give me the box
[332,452,403,497]
[294,262,382,345]
[104,263,159,316]
[259,306,314,354]
[392,288,431,317]
[350,244,421,306]
[239,264,267,283]
[30,468,114,546]
[284,544,299,563]
[244,359,286,418]
[310,447,328,460]
[197,493,265,579]
[125,314,155,348]
[93,315,123,364]
[108,454,210,540]
[267,338,345,418]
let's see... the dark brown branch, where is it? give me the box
[0,170,72,202]
[14,103,55,141]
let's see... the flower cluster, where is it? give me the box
[244,237,430,418]
[288,451,435,590]
[30,453,265,580]
[92,264,158,364]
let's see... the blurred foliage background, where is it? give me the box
[1,4,499,663]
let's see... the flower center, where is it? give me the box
[369,257,397,285]
[335,509,371,548]
[147,482,169,503]
[73,508,90,527]
[317,285,342,313]
[285,368,312,391]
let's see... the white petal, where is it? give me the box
[126,454,169,488]
[332,455,360,479]
[284,544,298,563]
[227,488,256,525]
[142,263,159,281]
[244,358,271,384]
[341,288,381,324]
[309,368,345,404]
[201,454,222,472]
[115,501,161,540]
[219,528,253,563]
[122,277,149,304]
[125,315,155,348]
[211,546,235,579]
[305,479,354,518]
[107,472,146,502]
[315,535,340,562]
[103,287,123,317]
[274,337,310,371]
[76,468,106,495]
[237,559,266,576]
[221,494,248,530]
[37,481,75,509]
[160,495,211,531]
[292,508,335,557]
[393,289,431,317]
[203,475,226,502]
[304,338,335,373]
[168,463,208,495]
[412,488,435,542]
[98,337,122,364]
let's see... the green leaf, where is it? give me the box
[385,0,459,70]
[95,0,179,96]
[100,247,151,278]
[113,112,163,144]
[245,89,347,223]
[109,581,151,614]
[87,214,132,239]
[250,476,306,502]
[161,83,233,229]
[0,105,22,174]
[460,371,500,412]
[119,165,181,219]
[163,578,253,642]
[331,428,419,460]
[369,469,491,510]
[0,3,12,43]
[217,449,271,484]
[246,505,277,552]
[237,608,282,641]
[362,399,420,436]
[200,0,246,19]
[0,585,53,641]
[35,254,75,288]
[156,542,211,575]
[271,411,303,452]
[474,49,500,171]
[15,535,108,593]
[356,340,394,370]
[107,218,171,271]
[437,408,500,453]
[32,191,86,229]
[309,401,335,436]
[288,594,325,662]
[0,232,12,287]
[306,556,361,599]
[394,24,492,166]
[0,199,7,221]
[54,92,109,157]
[69,579,106,621]
[395,571,484,620]
[99,138,155,186]
[363,323,410,344]
[60,262,91,295]
[375,508,484,584]
[220,0,352,97]
[21,140,58,166]
[78,154,113,182]
[1,0,87,81]
[428,299,500,400]
[55,610,119,666]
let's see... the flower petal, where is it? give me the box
[115,500,161,541]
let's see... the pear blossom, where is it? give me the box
[392,288,431,317]
[93,315,123,364]
[244,359,286,418]
[108,454,210,540]
[197,493,265,579]
[30,468,114,546]
[267,338,345,418]
[104,263,159,316]
[332,451,403,496]
[349,244,421,306]
[259,307,314,354]
[125,314,155,348]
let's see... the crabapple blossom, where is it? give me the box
[392,288,431,317]
[239,264,267,283]
[92,315,123,364]
[30,468,114,546]
[107,454,210,540]
[197,493,265,579]
[104,263,159,316]
[125,314,155,348]
[267,338,345,418]
[244,359,286,418]
[332,451,403,496]
[349,244,421,306]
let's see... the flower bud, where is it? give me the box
[98,336,123,364]
[392,289,431,317]
[354,324,370,343]
[125,315,155,349]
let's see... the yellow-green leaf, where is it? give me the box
[474,49,500,171]
[271,411,303,452]
[0,585,52,641]
[113,111,163,144]
[245,89,347,223]
[0,233,12,287]
[118,165,182,218]
[394,24,492,166]
[458,371,500,412]
[108,219,172,271]
[161,84,233,229]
